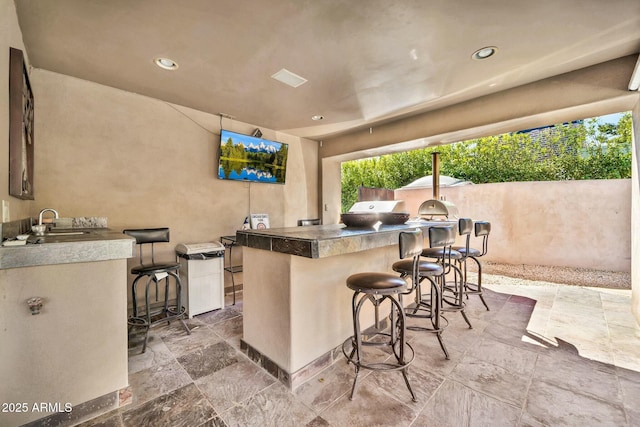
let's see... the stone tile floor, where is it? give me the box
[80,274,640,426]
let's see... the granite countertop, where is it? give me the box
[236,221,455,259]
[0,228,135,269]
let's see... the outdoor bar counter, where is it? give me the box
[236,221,453,388]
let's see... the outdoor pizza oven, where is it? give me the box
[418,152,459,220]
[418,198,459,220]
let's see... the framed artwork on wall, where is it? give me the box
[8,47,34,200]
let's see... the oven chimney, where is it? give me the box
[418,151,459,220]
[432,152,440,201]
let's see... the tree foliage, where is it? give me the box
[341,113,633,212]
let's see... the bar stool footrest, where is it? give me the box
[406,304,449,323]
[127,317,148,328]
[407,315,449,333]
[342,337,415,372]
[129,306,187,324]
[463,281,483,294]
[441,296,466,310]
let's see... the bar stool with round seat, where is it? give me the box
[454,221,491,310]
[124,227,190,353]
[421,219,473,329]
[392,225,452,359]
[342,230,420,401]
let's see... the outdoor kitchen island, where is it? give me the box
[236,220,453,388]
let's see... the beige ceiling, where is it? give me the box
[14,0,640,140]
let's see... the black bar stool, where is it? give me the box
[220,235,241,305]
[393,225,452,359]
[342,230,420,402]
[454,221,491,310]
[124,228,190,353]
[421,219,473,329]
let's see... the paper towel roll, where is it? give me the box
[154,272,169,281]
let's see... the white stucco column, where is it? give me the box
[321,157,343,225]
[631,100,640,325]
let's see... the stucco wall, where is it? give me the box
[0,0,35,220]
[29,69,318,301]
[396,179,631,272]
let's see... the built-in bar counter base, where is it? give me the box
[237,221,453,389]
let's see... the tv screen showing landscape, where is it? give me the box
[218,129,288,184]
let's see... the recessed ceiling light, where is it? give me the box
[271,68,308,88]
[471,46,497,60]
[154,57,179,70]
[311,115,324,121]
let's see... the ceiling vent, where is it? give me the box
[271,68,308,88]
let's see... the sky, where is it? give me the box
[596,112,625,124]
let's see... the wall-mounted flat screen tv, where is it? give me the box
[218,129,288,184]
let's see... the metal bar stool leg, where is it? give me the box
[429,276,449,359]
[442,262,473,329]
[476,257,490,310]
[129,276,143,335]
[349,292,366,400]
[228,243,236,305]
[468,256,490,311]
[130,276,142,319]
[142,275,156,353]
[168,271,191,334]
[390,295,416,401]
[163,276,170,323]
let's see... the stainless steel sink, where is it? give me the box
[27,230,95,244]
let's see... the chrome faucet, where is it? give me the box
[38,208,59,225]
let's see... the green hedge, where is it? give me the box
[341,113,632,212]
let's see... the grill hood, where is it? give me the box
[349,200,406,213]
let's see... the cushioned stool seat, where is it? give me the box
[347,272,407,292]
[392,259,443,277]
[452,247,481,257]
[421,247,463,260]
